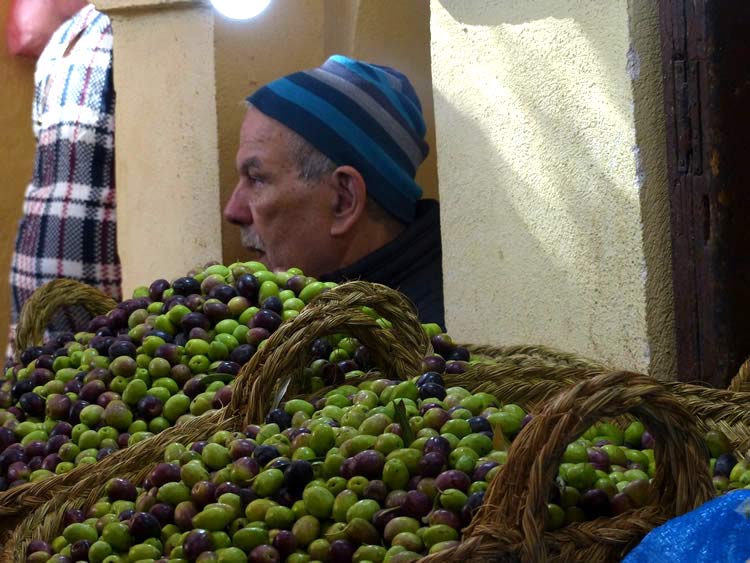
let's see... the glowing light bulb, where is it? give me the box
[210,0,271,20]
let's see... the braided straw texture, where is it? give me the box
[14,278,117,362]
[418,371,715,563]
[1,281,428,560]
[230,280,428,426]
[450,355,750,450]
[464,343,608,371]
[728,357,750,393]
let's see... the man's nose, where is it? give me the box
[224,185,252,226]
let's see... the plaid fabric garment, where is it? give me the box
[8,5,121,359]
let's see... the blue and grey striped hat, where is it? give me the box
[247,54,429,223]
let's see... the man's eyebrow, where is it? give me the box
[240,156,262,171]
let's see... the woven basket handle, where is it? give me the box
[14,278,118,360]
[470,370,715,563]
[229,281,429,426]
[727,357,750,392]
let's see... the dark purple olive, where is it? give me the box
[117,433,130,449]
[311,338,334,360]
[41,454,61,472]
[183,528,214,561]
[137,395,163,420]
[401,490,432,519]
[27,456,43,471]
[417,452,446,478]
[337,360,359,375]
[428,508,463,530]
[149,463,181,487]
[261,296,283,315]
[80,380,106,403]
[149,502,175,526]
[155,343,181,366]
[352,450,385,479]
[63,508,85,526]
[363,479,388,504]
[70,540,92,561]
[340,457,357,480]
[30,368,54,386]
[84,367,113,385]
[149,279,171,301]
[229,344,256,366]
[20,347,44,367]
[587,448,610,472]
[424,436,451,459]
[174,501,198,531]
[329,539,356,563]
[229,439,256,460]
[246,328,270,346]
[461,491,485,525]
[88,315,113,333]
[421,355,447,374]
[191,441,208,454]
[67,400,90,425]
[184,377,206,399]
[431,334,456,356]
[418,383,446,401]
[468,416,492,434]
[182,312,211,333]
[641,431,655,449]
[250,309,282,333]
[273,530,297,558]
[24,440,45,459]
[265,409,292,430]
[203,301,232,325]
[285,275,306,295]
[417,371,444,387]
[581,488,611,519]
[385,490,407,508]
[447,347,470,361]
[520,414,534,430]
[89,335,115,356]
[714,453,737,477]
[249,545,280,563]
[11,378,35,399]
[185,294,205,312]
[322,363,345,386]
[97,391,121,408]
[0,428,15,451]
[108,340,138,359]
[236,274,260,301]
[473,461,499,482]
[254,445,281,467]
[191,481,217,509]
[211,386,233,409]
[107,477,138,501]
[445,361,469,374]
[284,460,314,495]
[147,329,174,344]
[611,492,635,515]
[26,540,52,556]
[172,277,201,296]
[118,508,135,521]
[49,421,73,438]
[372,509,398,536]
[7,461,30,482]
[63,378,82,395]
[215,361,241,376]
[435,470,471,493]
[209,284,238,304]
[19,392,45,417]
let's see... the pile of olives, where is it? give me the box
[0,261,345,489]
[30,355,517,563]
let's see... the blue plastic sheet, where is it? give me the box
[624,490,750,563]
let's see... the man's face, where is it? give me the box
[224,108,336,275]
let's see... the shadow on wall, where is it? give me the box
[433,2,652,370]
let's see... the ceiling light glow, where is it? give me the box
[210,0,271,20]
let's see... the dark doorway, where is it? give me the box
[660,1,750,386]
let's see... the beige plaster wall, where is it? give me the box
[104,3,223,295]
[0,3,36,354]
[216,0,437,264]
[431,0,675,377]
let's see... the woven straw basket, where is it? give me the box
[3,292,715,562]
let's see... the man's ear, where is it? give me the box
[329,165,367,236]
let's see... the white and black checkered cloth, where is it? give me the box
[8,5,121,359]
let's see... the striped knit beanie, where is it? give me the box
[247,54,429,223]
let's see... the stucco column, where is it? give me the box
[93,0,222,295]
[431,1,674,378]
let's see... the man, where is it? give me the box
[224,54,444,328]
